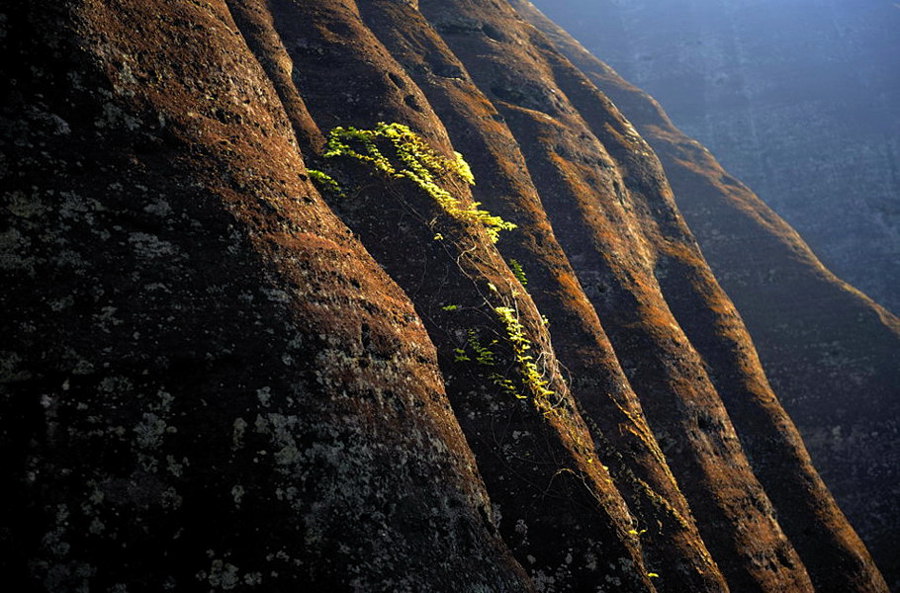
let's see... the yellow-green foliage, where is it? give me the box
[489,372,520,399]
[448,308,554,406]
[467,329,498,366]
[454,329,498,366]
[307,169,344,197]
[321,122,515,242]
[494,306,556,408]
[508,258,528,286]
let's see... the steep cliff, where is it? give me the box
[512,2,900,588]
[0,2,530,590]
[1,1,889,592]
[528,0,900,316]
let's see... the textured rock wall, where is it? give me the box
[0,2,531,590]
[513,2,900,588]
[2,0,890,591]
[529,0,900,315]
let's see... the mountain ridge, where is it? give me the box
[511,2,900,587]
[1,1,891,591]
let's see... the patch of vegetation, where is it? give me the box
[454,329,500,367]
[494,306,555,411]
[467,329,498,367]
[508,258,528,286]
[447,305,547,405]
[319,122,515,242]
[307,168,344,197]
[443,294,559,414]
[488,372,520,399]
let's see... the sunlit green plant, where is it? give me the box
[494,306,556,410]
[508,258,528,287]
[445,301,557,411]
[307,169,344,197]
[319,122,515,242]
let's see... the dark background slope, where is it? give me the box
[515,1,900,588]
[532,0,900,315]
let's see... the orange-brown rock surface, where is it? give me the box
[1,2,529,590]
[1,1,890,592]
[512,2,900,589]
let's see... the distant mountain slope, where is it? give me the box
[512,1,900,588]
[528,0,900,315]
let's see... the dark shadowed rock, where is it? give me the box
[0,2,532,590]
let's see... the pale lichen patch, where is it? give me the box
[0,351,31,382]
[128,232,178,259]
[0,227,37,273]
[256,386,272,407]
[197,557,253,591]
[232,417,248,450]
[5,189,50,219]
[143,198,173,217]
[231,485,245,507]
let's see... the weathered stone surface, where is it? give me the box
[513,2,900,589]
[1,2,531,590]
[2,0,891,591]
[420,2,792,592]
[356,2,726,591]
[257,2,655,590]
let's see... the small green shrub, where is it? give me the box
[320,122,515,242]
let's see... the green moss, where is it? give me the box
[320,122,515,242]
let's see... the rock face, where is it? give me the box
[514,2,900,589]
[0,2,529,591]
[0,1,890,592]
[528,0,900,315]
